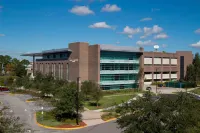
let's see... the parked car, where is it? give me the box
[0,86,9,91]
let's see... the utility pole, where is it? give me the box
[76,77,80,125]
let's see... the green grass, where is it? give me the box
[102,89,142,96]
[36,111,77,127]
[191,88,200,95]
[84,94,135,110]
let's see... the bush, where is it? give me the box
[151,82,163,86]
[164,81,196,88]
[0,76,16,86]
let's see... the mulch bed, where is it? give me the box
[55,121,87,128]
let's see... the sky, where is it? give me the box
[0,0,200,59]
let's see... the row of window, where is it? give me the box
[101,84,138,90]
[43,53,69,59]
[100,51,140,60]
[35,63,69,80]
[100,63,139,71]
[100,74,137,81]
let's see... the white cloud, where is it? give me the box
[162,44,168,48]
[101,4,121,12]
[154,33,168,39]
[89,22,113,29]
[69,6,94,15]
[190,41,200,48]
[195,29,200,34]
[0,34,5,36]
[140,35,147,39]
[121,26,141,38]
[142,25,163,38]
[116,41,120,44]
[122,26,141,35]
[136,40,156,46]
[140,17,152,21]
[128,35,133,38]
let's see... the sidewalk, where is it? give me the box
[82,110,104,126]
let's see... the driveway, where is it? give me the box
[0,92,122,133]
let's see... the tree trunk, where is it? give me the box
[96,101,98,107]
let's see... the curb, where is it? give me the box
[104,118,117,122]
[34,113,87,130]
[26,100,34,103]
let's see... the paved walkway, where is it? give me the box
[82,110,104,126]
[149,86,198,94]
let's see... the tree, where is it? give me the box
[14,63,27,77]
[91,84,103,107]
[116,92,200,133]
[20,59,30,66]
[0,107,25,133]
[136,67,144,90]
[193,53,200,83]
[185,64,195,82]
[81,80,95,100]
[53,82,83,121]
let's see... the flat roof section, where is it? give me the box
[21,48,72,57]
[100,44,143,53]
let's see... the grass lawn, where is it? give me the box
[191,88,200,95]
[84,94,135,110]
[36,111,78,127]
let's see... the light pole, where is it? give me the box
[76,77,80,125]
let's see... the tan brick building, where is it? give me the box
[22,42,193,90]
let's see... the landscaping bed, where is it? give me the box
[36,111,86,128]
[101,112,119,121]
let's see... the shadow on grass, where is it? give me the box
[88,102,102,107]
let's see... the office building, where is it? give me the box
[22,42,193,90]
[143,51,193,85]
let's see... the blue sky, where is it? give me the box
[0,0,200,59]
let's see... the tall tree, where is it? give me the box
[193,53,200,83]
[185,64,195,82]
[20,59,30,66]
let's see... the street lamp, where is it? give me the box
[68,58,80,125]
[76,77,80,125]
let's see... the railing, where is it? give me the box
[100,80,135,85]
[100,70,139,74]
[100,59,139,64]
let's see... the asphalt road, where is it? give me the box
[0,92,122,133]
